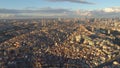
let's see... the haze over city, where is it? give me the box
[0,0,120,18]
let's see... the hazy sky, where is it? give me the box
[0,0,119,10]
[0,0,120,18]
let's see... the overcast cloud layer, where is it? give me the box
[0,7,120,19]
[46,0,95,4]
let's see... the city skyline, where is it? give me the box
[0,0,120,18]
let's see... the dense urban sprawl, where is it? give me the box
[0,18,120,68]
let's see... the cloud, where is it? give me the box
[102,7,120,13]
[46,0,95,4]
[0,7,120,18]
[88,7,120,18]
[75,9,92,16]
[74,7,120,18]
[0,7,72,14]
[0,8,73,18]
